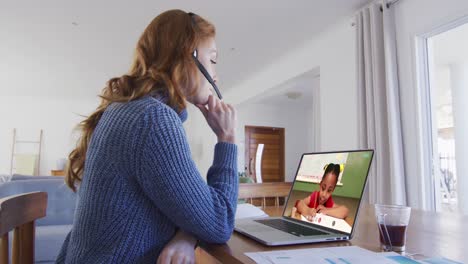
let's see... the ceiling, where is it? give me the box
[243,69,319,108]
[0,0,370,98]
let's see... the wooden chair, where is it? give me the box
[0,192,47,264]
[238,182,292,208]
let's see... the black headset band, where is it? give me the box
[188,12,196,24]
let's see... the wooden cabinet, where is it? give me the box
[50,170,65,176]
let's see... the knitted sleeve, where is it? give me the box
[137,105,238,244]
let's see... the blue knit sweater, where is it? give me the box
[56,96,238,263]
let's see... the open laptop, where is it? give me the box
[235,150,374,246]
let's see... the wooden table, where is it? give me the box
[198,204,468,263]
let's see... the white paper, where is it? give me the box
[235,203,269,219]
[245,246,410,264]
[300,213,352,233]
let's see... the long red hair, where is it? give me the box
[65,10,215,191]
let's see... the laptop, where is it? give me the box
[235,149,374,246]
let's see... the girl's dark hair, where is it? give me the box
[322,163,341,185]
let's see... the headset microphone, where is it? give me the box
[192,50,223,100]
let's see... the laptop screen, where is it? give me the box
[283,150,374,234]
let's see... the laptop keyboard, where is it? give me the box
[255,219,328,237]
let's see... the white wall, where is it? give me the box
[393,0,468,209]
[236,103,313,182]
[0,96,98,175]
[0,4,128,176]
[0,3,132,98]
[226,19,359,152]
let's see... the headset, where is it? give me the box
[188,12,223,100]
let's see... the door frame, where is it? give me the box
[244,125,285,182]
[414,15,468,211]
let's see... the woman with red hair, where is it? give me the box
[57,10,237,264]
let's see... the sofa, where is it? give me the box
[0,175,76,263]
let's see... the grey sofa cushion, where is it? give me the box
[0,179,76,226]
[11,174,64,181]
[36,225,72,262]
